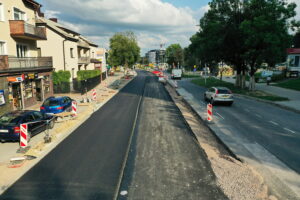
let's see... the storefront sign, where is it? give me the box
[7,75,24,82]
[25,73,38,80]
[0,90,5,105]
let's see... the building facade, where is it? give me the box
[0,0,53,114]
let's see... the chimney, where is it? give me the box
[49,18,58,23]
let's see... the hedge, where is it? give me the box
[77,70,101,81]
[52,70,71,93]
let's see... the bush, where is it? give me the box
[77,70,101,81]
[52,70,71,84]
[53,70,71,93]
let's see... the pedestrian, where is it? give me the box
[267,76,271,85]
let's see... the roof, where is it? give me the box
[24,0,41,7]
[36,17,78,42]
[79,36,98,47]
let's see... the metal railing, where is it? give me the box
[9,20,46,39]
[8,57,53,69]
[24,23,46,39]
[78,57,90,64]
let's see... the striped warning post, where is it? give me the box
[72,101,77,116]
[20,124,28,148]
[207,103,213,122]
[174,80,178,88]
[92,89,97,101]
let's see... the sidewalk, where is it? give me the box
[222,76,300,112]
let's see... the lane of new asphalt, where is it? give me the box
[118,74,227,199]
[0,71,147,200]
[178,79,300,174]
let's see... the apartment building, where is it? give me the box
[36,18,101,81]
[0,0,53,114]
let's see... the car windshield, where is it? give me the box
[43,99,61,106]
[0,114,21,125]
[218,89,231,94]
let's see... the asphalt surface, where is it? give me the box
[1,71,227,200]
[119,74,227,199]
[178,79,300,174]
[0,72,146,200]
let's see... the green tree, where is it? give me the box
[241,0,297,90]
[108,31,140,68]
[166,44,183,68]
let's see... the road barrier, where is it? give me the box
[72,101,77,116]
[92,89,97,101]
[174,80,178,88]
[20,124,28,148]
[207,103,213,122]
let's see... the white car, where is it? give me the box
[204,87,233,106]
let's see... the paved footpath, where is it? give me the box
[222,76,300,112]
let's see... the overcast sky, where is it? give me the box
[36,0,300,55]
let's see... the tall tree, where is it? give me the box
[108,31,140,68]
[241,0,297,90]
[166,44,184,68]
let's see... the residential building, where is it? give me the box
[146,49,166,64]
[90,47,107,79]
[36,18,103,81]
[0,0,53,114]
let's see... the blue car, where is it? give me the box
[0,110,55,142]
[40,96,74,114]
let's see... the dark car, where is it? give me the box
[0,110,55,142]
[40,96,73,114]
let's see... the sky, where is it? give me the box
[36,0,300,55]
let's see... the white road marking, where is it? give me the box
[284,128,296,134]
[216,112,225,119]
[269,121,279,126]
[255,114,262,118]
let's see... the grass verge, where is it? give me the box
[275,78,300,91]
[191,77,289,101]
[183,73,201,78]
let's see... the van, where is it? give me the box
[171,69,182,79]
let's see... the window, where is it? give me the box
[0,3,4,21]
[0,41,6,55]
[13,8,26,20]
[24,80,33,99]
[16,44,27,57]
[23,114,34,123]
[44,75,50,93]
[70,48,74,58]
[295,56,299,67]
[33,112,43,120]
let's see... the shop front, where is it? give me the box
[6,72,53,110]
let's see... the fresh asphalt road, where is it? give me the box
[178,79,300,174]
[0,72,147,200]
[119,74,227,199]
[1,71,227,200]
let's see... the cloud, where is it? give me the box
[41,0,209,54]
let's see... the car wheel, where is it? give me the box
[210,98,215,105]
[228,102,233,106]
[48,120,55,129]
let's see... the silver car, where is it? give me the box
[204,87,233,106]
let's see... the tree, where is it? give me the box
[166,44,183,68]
[241,0,297,90]
[108,31,140,68]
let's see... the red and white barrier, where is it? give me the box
[207,103,213,122]
[92,89,97,101]
[72,101,77,116]
[20,124,28,148]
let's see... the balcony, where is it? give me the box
[9,20,47,40]
[0,56,53,72]
[78,57,90,64]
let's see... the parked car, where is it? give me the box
[204,87,233,106]
[171,69,182,79]
[40,96,74,114]
[0,110,55,142]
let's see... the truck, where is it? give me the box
[171,69,182,80]
[286,48,300,77]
